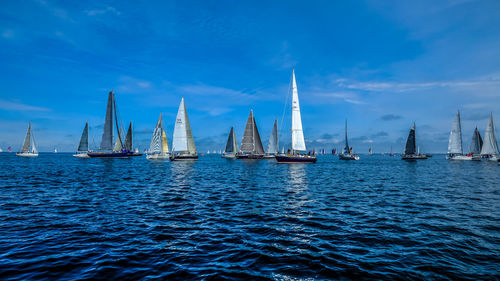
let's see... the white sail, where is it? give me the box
[447,111,463,154]
[172,98,196,154]
[480,113,499,155]
[267,119,279,154]
[291,70,306,151]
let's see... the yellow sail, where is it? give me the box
[162,130,169,153]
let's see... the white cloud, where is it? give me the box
[85,7,121,16]
[0,99,51,112]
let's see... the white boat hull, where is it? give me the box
[16,152,38,157]
[146,153,170,160]
[446,155,480,161]
[221,154,236,159]
[73,153,89,158]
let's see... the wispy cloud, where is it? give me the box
[117,76,153,93]
[311,91,365,105]
[0,99,51,112]
[85,6,121,17]
[380,114,402,121]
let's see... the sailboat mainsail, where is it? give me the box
[405,123,417,155]
[21,123,32,153]
[124,122,133,152]
[480,113,499,157]
[147,114,169,159]
[77,123,89,152]
[469,127,483,155]
[291,71,306,152]
[100,91,114,150]
[448,111,463,155]
[344,120,349,153]
[239,110,265,155]
[266,119,279,154]
[162,130,169,153]
[171,98,197,158]
[224,126,238,154]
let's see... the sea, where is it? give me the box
[0,153,499,280]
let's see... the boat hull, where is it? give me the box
[275,155,317,163]
[402,154,428,160]
[339,153,359,160]
[87,152,131,158]
[146,153,170,160]
[221,154,236,159]
[16,152,38,157]
[446,155,480,161]
[235,154,265,159]
[263,154,276,159]
[129,152,143,157]
[73,153,89,158]
[170,154,198,161]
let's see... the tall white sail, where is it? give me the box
[291,70,306,151]
[447,111,463,154]
[172,98,196,154]
[480,113,499,155]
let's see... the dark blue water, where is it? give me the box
[0,153,499,280]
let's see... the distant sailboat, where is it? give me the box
[73,122,90,158]
[389,146,394,156]
[124,122,142,157]
[146,114,170,160]
[54,148,57,153]
[17,122,38,157]
[236,110,265,159]
[88,91,131,158]
[402,123,428,160]
[368,146,373,156]
[275,70,316,163]
[480,113,499,161]
[339,120,359,160]
[447,111,475,160]
[222,126,238,159]
[264,119,279,159]
[332,148,337,156]
[170,98,198,160]
[0,147,2,152]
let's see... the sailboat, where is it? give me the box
[264,119,279,159]
[170,98,198,160]
[88,91,131,158]
[389,146,394,156]
[368,146,373,156]
[236,110,265,159]
[124,122,142,156]
[447,111,474,160]
[146,114,170,160]
[54,148,58,153]
[276,70,316,163]
[332,148,337,156]
[402,123,428,160]
[16,122,38,157]
[73,122,90,158]
[222,126,238,159]
[468,127,482,160]
[339,120,359,160]
[480,113,499,161]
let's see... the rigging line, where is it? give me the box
[278,72,293,147]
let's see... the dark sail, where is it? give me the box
[77,122,89,152]
[405,123,416,155]
[469,127,483,154]
[22,122,31,152]
[240,110,265,154]
[124,122,133,151]
[225,126,235,153]
[100,91,114,150]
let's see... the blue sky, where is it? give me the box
[1,0,499,153]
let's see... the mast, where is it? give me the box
[447,111,463,155]
[291,70,306,152]
[405,123,416,155]
[267,119,279,154]
[77,122,89,152]
[344,120,349,152]
[100,91,114,150]
[480,113,499,155]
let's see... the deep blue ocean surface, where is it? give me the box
[0,153,499,280]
